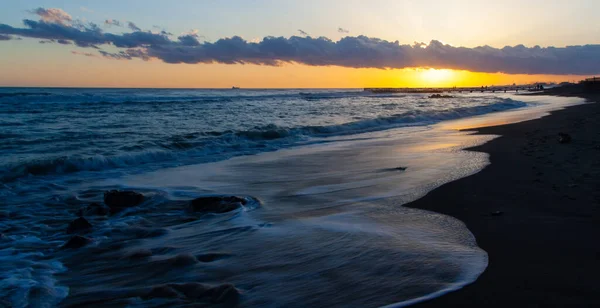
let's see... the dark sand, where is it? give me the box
[407,94,600,307]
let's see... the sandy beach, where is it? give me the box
[408,93,600,307]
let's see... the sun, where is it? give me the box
[419,68,455,86]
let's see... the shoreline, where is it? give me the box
[406,94,600,307]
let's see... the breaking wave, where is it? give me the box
[1,98,526,181]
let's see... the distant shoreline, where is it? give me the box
[405,91,600,307]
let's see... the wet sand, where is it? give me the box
[407,94,600,307]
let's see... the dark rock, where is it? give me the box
[61,235,92,249]
[66,217,92,234]
[78,203,110,217]
[189,196,247,213]
[104,190,144,210]
[169,253,198,266]
[491,211,504,216]
[170,283,209,299]
[558,132,572,144]
[429,94,453,99]
[123,249,153,260]
[144,285,180,299]
[207,284,240,303]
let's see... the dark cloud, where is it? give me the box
[338,27,349,33]
[140,36,600,75]
[104,19,122,27]
[2,7,600,75]
[298,29,309,36]
[71,50,97,57]
[99,49,149,61]
[127,22,141,31]
[178,34,200,46]
[39,38,71,44]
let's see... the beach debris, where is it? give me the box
[189,196,249,213]
[66,217,92,234]
[428,94,453,99]
[490,211,504,216]
[77,202,110,217]
[104,190,144,210]
[61,235,92,249]
[557,132,572,144]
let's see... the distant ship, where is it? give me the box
[232,86,240,90]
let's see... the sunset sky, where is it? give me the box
[1,0,599,88]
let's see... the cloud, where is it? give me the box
[298,29,309,36]
[127,22,141,31]
[39,39,71,44]
[99,49,149,60]
[29,8,72,25]
[338,27,349,33]
[104,19,122,27]
[71,50,97,57]
[2,7,600,75]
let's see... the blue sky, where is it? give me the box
[2,0,599,47]
[0,1,599,87]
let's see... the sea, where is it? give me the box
[0,88,584,307]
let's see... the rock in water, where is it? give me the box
[558,132,572,144]
[66,217,92,234]
[169,283,209,299]
[189,196,247,213]
[429,94,453,98]
[169,254,198,266]
[78,202,110,217]
[104,190,144,210]
[61,235,92,249]
[144,285,180,299]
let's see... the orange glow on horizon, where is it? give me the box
[418,68,456,86]
[0,47,587,89]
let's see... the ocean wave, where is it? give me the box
[244,97,527,137]
[0,90,369,105]
[1,150,177,182]
[0,237,69,308]
[0,92,52,98]
[299,91,366,101]
[0,98,527,181]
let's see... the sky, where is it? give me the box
[0,0,599,88]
